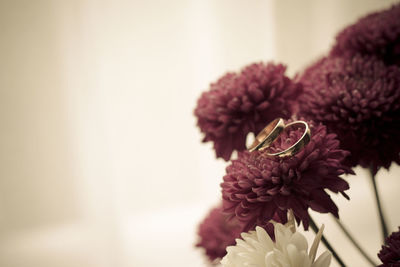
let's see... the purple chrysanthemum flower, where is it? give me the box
[196,205,280,263]
[221,121,352,231]
[298,55,400,174]
[378,227,400,266]
[194,63,302,161]
[196,205,242,262]
[331,4,400,66]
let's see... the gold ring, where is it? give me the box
[266,121,311,158]
[248,118,285,152]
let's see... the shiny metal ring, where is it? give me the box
[266,120,311,158]
[248,118,284,152]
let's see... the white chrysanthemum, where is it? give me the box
[221,222,331,267]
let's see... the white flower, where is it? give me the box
[220,222,331,267]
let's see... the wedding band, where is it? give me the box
[266,121,311,158]
[248,118,285,152]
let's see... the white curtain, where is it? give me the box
[0,1,398,266]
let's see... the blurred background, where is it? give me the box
[0,0,399,266]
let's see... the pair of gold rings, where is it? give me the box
[248,118,311,157]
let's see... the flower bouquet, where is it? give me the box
[194,4,400,267]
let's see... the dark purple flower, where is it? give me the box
[298,55,400,174]
[196,205,242,262]
[378,227,400,267]
[194,63,302,161]
[196,204,286,264]
[331,4,400,66]
[221,121,352,231]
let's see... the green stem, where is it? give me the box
[368,167,389,242]
[333,216,377,266]
[309,216,346,267]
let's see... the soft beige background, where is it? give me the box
[0,1,399,266]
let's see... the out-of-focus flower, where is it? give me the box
[378,227,400,267]
[196,205,282,263]
[221,121,352,231]
[194,63,302,161]
[196,205,242,262]
[298,55,400,174]
[221,222,332,267]
[331,4,400,66]
[196,205,287,264]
